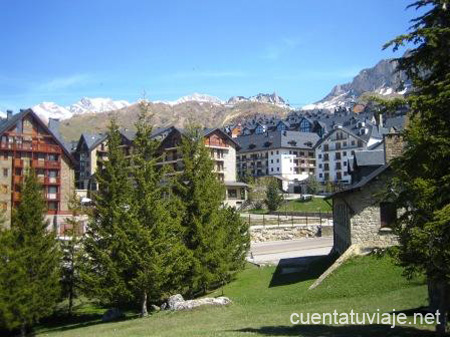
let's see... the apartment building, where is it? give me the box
[0,109,75,230]
[157,127,247,208]
[73,127,170,193]
[236,130,320,192]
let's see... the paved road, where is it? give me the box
[248,237,333,265]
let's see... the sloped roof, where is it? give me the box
[328,164,391,198]
[0,109,76,165]
[236,130,320,153]
[354,150,385,167]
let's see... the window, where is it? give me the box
[1,185,7,193]
[319,173,323,178]
[336,162,341,170]
[227,189,237,199]
[48,186,58,194]
[336,172,342,180]
[335,152,341,160]
[271,168,273,172]
[380,202,397,228]
[277,167,279,171]
[3,168,8,177]
[0,202,6,211]
[324,144,329,151]
[271,159,273,164]
[343,151,347,156]
[319,164,322,168]
[48,201,58,210]
[276,159,279,163]
[276,151,279,155]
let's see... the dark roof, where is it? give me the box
[236,130,320,153]
[0,109,76,165]
[354,150,385,167]
[328,164,391,198]
[384,115,407,132]
[165,127,241,150]
[81,133,107,151]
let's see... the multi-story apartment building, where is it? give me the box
[157,127,248,208]
[315,125,379,185]
[0,109,75,230]
[73,128,171,193]
[236,130,320,192]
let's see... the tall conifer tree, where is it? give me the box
[128,103,191,316]
[384,1,450,333]
[174,126,231,295]
[0,170,60,337]
[81,118,137,306]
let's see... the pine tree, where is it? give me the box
[0,170,61,336]
[216,207,250,294]
[383,1,450,333]
[128,103,191,316]
[81,118,137,307]
[60,192,85,316]
[265,178,283,212]
[174,126,226,296]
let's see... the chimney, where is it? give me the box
[6,110,13,120]
[378,113,383,128]
[48,118,60,134]
[384,133,404,163]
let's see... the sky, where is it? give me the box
[0,0,419,111]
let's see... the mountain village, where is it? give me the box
[0,1,449,336]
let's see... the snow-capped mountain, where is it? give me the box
[32,102,73,121]
[68,97,130,115]
[303,58,411,111]
[155,93,224,106]
[227,92,291,109]
[30,93,291,122]
[32,97,131,121]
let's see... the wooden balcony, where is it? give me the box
[13,159,23,167]
[46,193,60,201]
[13,192,20,202]
[0,142,61,153]
[31,160,60,169]
[13,176,23,185]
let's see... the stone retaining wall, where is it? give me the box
[250,225,332,243]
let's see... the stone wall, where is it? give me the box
[332,169,398,253]
[60,154,75,213]
[0,153,13,227]
[250,224,332,243]
[384,133,404,163]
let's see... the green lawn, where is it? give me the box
[248,197,331,214]
[35,254,435,337]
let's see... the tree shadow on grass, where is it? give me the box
[37,310,138,334]
[234,324,441,336]
[269,253,337,288]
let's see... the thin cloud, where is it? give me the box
[164,70,247,80]
[262,37,302,60]
[274,67,362,81]
[35,74,91,92]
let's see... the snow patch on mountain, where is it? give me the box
[155,93,224,106]
[227,92,291,109]
[32,102,73,121]
[68,97,130,114]
[0,110,6,118]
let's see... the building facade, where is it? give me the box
[236,130,319,192]
[0,109,75,231]
[157,127,247,208]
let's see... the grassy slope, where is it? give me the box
[36,255,433,337]
[248,197,331,214]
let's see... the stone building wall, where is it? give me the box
[0,154,13,227]
[384,133,404,163]
[332,170,398,254]
[60,154,75,212]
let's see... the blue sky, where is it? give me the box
[0,0,417,111]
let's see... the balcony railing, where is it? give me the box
[0,142,61,153]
